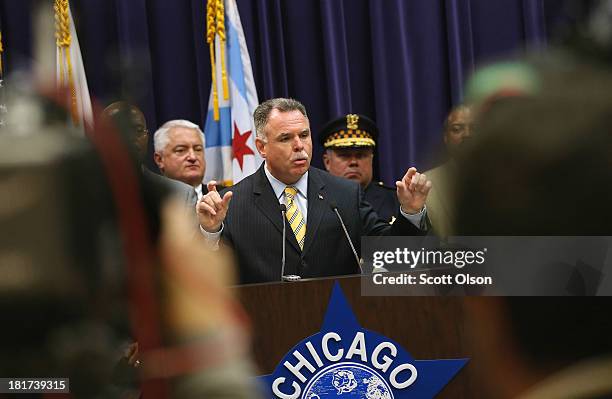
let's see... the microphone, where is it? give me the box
[328,200,363,274]
[279,203,301,282]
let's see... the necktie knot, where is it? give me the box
[284,186,298,200]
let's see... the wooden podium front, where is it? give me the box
[236,275,478,398]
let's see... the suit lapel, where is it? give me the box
[302,169,327,255]
[253,165,301,253]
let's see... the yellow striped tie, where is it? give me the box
[284,186,306,250]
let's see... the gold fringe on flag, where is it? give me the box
[54,0,79,126]
[215,0,229,101]
[206,0,229,121]
[206,0,219,121]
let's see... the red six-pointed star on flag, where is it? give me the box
[232,122,255,171]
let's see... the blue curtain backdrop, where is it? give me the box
[0,0,554,183]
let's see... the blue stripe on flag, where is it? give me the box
[227,19,247,100]
[204,106,232,147]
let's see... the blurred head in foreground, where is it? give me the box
[457,60,612,235]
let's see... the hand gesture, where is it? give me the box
[396,167,432,214]
[197,181,233,232]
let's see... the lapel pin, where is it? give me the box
[318,193,324,200]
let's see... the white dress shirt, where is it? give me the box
[195,183,204,201]
[264,165,309,221]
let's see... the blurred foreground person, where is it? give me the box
[0,90,261,398]
[320,114,399,223]
[102,103,198,373]
[424,105,474,238]
[457,63,612,235]
[456,57,612,398]
[466,298,612,399]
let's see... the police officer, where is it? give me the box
[320,114,399,223]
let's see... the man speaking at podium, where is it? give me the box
[198,98,431,284]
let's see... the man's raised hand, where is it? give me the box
[197,181,233,232]
[396,167,432,214]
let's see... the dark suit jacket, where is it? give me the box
[143,167,197,210]
[220,165,423,284]
[364,181,400,223]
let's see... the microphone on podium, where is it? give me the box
[279,203,301,282]
[328,200,363,274]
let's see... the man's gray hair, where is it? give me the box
[153,119,205,152]
[253,98,308,141]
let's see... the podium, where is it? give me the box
[235,275,478,398]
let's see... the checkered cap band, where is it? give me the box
[323,130,376,148]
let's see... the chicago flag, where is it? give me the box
[204,0,261,186]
